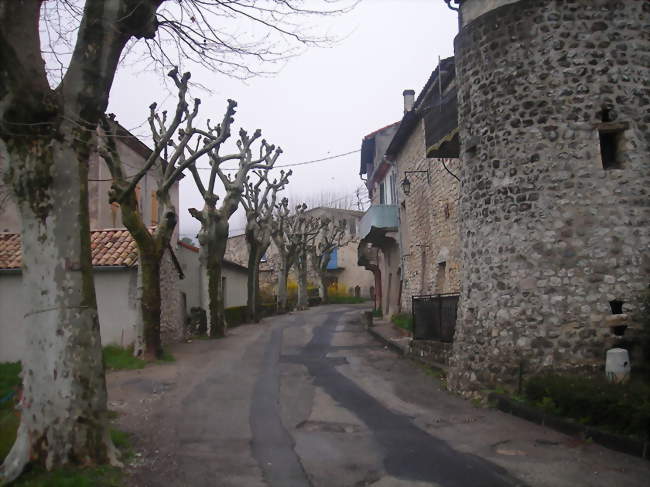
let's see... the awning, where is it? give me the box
[424,86,459,159]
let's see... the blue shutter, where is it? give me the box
[326,248,338,270]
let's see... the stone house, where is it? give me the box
[446,0,650,395]
[359,58,462,327]
[358,122,402,317]
[389,57,461,306]
[384,58,462,366]
[225,206,374,301]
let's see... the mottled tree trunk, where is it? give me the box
[311,252,330,305]
[277,256,290,313]
[318,275,329,304]
[246,243,261,323]
[296,252,309,309]
[198,212,229,337]
[206,255,225,337]
[246,237,270,322]
[139,254,163,360]
[1,132,116,482]
[118,197,175,360]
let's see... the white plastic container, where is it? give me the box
[605,348,631,383]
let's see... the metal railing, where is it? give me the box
[412,293,459,342]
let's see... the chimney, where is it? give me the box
[403,89,415,113]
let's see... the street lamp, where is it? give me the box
[401,169,430,196]
[401,175,412,196]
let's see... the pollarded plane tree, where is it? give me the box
[187,114,282,337]
[99,69,227,360]
[309,218,348,304]
[241,169,292,322]
[293,204,325,310]
[271,197,298,313]
[0,1,354,482]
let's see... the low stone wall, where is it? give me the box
[408,339,452,367]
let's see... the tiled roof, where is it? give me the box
[178,240,199,252]
[91,229,138,267]
[363,121,400,140]
[0,229,138,270]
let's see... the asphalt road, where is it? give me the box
[108,304,650,487]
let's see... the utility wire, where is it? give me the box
[87,148,361,182]
[196,149,360,172]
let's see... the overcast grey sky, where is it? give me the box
[107,0,458,238]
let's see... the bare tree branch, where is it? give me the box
[39,0,358,87]
[240,167,291,321]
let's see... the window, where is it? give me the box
[389,170,398,204]
[349,219,356,237]
[596,118,628,170]
[609,300,624,315]
[599,130,622,170]
[326,248,338,270]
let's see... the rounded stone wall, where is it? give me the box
[449,0,650,394]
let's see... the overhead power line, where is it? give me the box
[88,149,362,182]
[196,149,360,172]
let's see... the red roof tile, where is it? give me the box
[0,229,139,269]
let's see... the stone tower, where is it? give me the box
[448,0,650,395]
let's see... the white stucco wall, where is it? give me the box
[200,263,248,311]
[335,243,375,297]
[177,244,203,310]
[0,273,24,362]
[0,269,138,363]
[180,243,248,314]
[223,265,248,308]
[95,268,139,347]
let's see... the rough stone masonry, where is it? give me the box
[448,0,650,395]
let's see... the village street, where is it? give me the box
[107,305,650,487]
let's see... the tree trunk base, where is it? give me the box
[1,420,120,484]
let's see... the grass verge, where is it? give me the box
[327,296,367,304]
[11,465,124,486]
[103,345,175,370]
[2,361,134,485]
[524,373,650,439]
[1,361,21,463]
[158,349,175,363]
[103,345,146,371]
[391,313,413,332]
